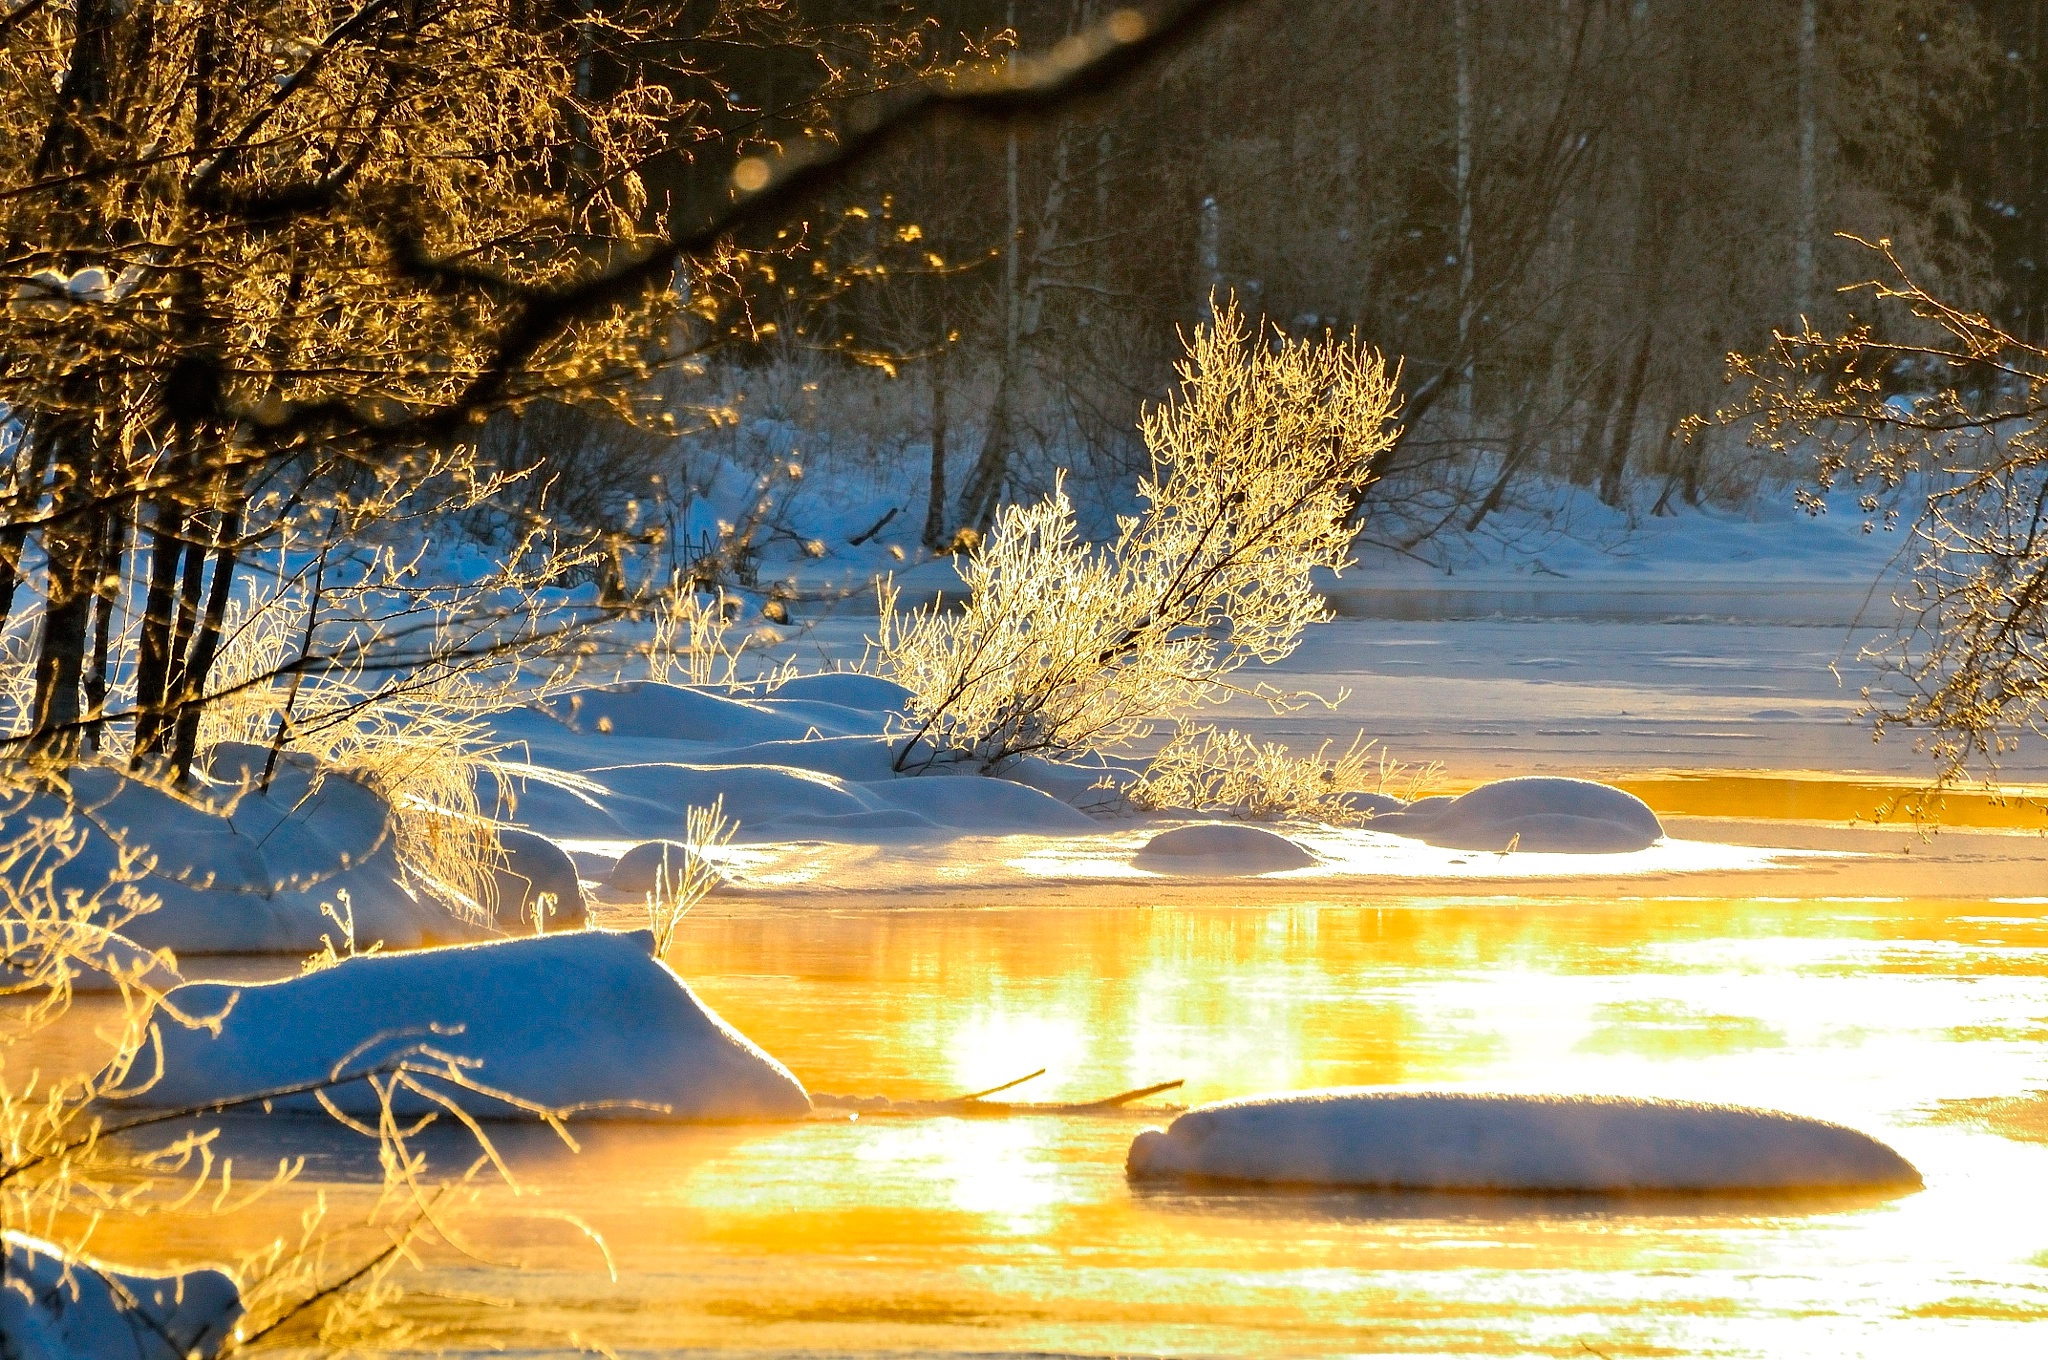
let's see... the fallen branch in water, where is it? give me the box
[811,1071,1184,1118]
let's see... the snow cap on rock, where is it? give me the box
[1126,1089,1920,1192]
[1391,776,1664,853]
[130,930,809,1121]
[608,838,727,896]
[1134,822,1318,874]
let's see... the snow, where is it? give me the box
[1134,822,1319,874]
[492,829,586,930]
[128,930,810,1121]
[486,682,1098,843]
[608,839,727,895]
[1124,1089,1921,1192]
[0,747,470,955]
[766,671,912,712]
[1375,776,1665,852]
[1,1231,239,1360]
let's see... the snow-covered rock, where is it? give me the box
[0,750,471,955]
[128,930,809,1121]
[1380,776,1664,852]
[1126,1090,1920,1192]
[491,829,586,931]
[608,839,727,895]
[1,1231,240,1360]
[1135,823,1319,874]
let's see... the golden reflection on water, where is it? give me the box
[1614,771,2048,830]
[93,894,2048,1355]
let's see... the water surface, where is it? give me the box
[114,890,2048,1357]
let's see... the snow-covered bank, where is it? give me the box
[487,679,1097,844]
[129,931,809,1121]
[0,747,470,955]
[1,1231,239,1360]
[1125,1090,1921,1193]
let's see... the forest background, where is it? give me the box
[540,0,2047,563]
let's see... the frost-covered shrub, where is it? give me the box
[881,302,1400,773]
[1129,725,1436,824]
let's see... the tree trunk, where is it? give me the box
[158,506,211,742]
[958,378,1012,535]
[167,510,241,784]
[1598,326,1655,508]
[82,505,127,753]
[29,445,100,753]
[130,497,189,763]
[1795,0,1819,321]
[1465,380,1537,534]
[0,431,58,634]
[1453,0,1476,420]
[924,340,950,550]
[1576,357,1620,487]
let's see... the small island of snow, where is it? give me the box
[1134,822,1319,874]
[1126,1089,1920,1192]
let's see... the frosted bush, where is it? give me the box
[1130,725,1437,824]
[882,301,1401,773]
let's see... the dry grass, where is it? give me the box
[642,798,734,955]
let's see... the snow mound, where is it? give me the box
[130,931,809,1121]
[496,755,1096,843]
[0,751,468,955]
[1386,776,1664,852]
[1336,790,1408,818]
[492,830,586,931]
[537,683,815,743]
[2,1231,239,1360]
[1135,823,1318,874]
[1125,1090,1920,1192]
[767,672,911,712]
[608,839,727,895]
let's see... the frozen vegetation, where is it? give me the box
[1125,1090,1921,1193]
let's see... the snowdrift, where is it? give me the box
[1377,777,1664,853]
[492,828,586,930]
[488,681,1098,842]
[128,930,810,1121]
[0,748,470,955]
[608,839,727,895]
[1,1231,239,1360]
[1135,823,1318,874]
[1125,1090,1919,1192]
